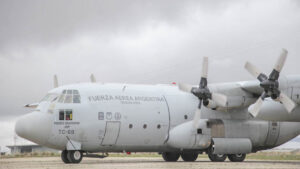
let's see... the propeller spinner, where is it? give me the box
[178,57,227,128]
[245,49,296,117]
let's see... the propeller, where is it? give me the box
[178,57,227,128]
[245,49,296,117]
[53,75,59,88]
[90,74,96,83]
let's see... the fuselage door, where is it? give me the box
[265,122,280,147]
[101,121,121,146]
[292,87,300,104]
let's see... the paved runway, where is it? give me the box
[1,157,300,169]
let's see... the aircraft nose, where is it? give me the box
[15,111,51,145]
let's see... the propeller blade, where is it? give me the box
[201,57,208,78]
[212,93,228,107]
[274,49,288,72]
[193,108,202,129]
[178,83,193,93]
[279,92,296,113]
[248,97,264,117]
[244,62,263,79]
[53,75,58,88]
[90,74,96,83]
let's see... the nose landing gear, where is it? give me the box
[61,150,83,164]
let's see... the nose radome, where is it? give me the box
[15,115,27,138]
[15,111,51,145]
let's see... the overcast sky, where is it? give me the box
[1,0,300,150]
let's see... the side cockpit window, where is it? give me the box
[58,89,81,104]
[73,90,81,103]
[41,93,59,103]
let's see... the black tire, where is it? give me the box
[61,150,70,163]
[181,152,198,162]
[208,153,227,162]
[162,152,180,162]
[207,141,226,162]
[228,154,246,162]
[67,150,83,164]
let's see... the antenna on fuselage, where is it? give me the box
[90,74,96,83]
[54,75,59,88]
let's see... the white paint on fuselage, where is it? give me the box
[15,75,300,152]
[38,83,198,152]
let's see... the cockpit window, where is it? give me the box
[58,89,81,104]
[73,90,79,95]
[58,94,65,103]
[73,95,80,103]
[52,96,58,102]
[64,95,72,103]
[41,93,59,102]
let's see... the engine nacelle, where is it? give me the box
[205,99,218,109]
[205,96,256,110]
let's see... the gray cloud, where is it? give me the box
[0,0,241,56]
[0,0,186,54]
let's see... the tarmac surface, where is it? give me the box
[1,157,300,169]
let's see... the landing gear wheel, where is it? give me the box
[67,150,83,163]
[162,152,180,162]
[181,152,198,162]
[228,154,246,162]
[208,153,227,162]
[61,150,70,163]
[207,141,227,162]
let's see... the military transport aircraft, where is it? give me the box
[15,49,300,163]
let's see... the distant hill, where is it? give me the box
[292,136,300,142]
[276,136,300,150]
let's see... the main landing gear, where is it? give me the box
[206,143,246,162]
[227,154,246,162]
[162,152,198,162]
[162,152,180,162]
[207,151,246,162]
[207,153,227,162]
[180,152,198,162]
[161,151,246,162]
[61,150,83,164]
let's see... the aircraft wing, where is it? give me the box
[239,81,263,95]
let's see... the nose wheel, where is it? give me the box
[61,150,70,163]
[61,150,83,164]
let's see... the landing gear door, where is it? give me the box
[101,121,121,146]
